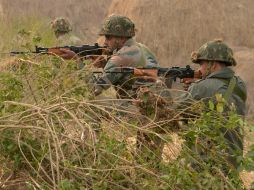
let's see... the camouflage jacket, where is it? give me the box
[187,67,247,115]
[180,67,247,167]
[96,38,158,98]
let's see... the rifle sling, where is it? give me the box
[223,77,236,102]
[219,77,246,102]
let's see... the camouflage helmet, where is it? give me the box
[51,17,72,33]
[99,14,135,37]
[191,39,237,66]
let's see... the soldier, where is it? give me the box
[92,14,159,98]
[59,14,167,166]
[95,15,180,167]
[95,15,173,166]
[51,17,82,46]
[181,39,247,172]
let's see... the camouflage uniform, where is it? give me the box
[95,15,158,99]
[51,17,82,46]
[96,38,158,98]
[182,40,247,169]
[95,15,169,167]
[187,67,246,115]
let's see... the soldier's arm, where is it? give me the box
[53,48,79,60]
[176,82,209,120]
[92,55,125,95]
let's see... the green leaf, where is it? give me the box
[249,125,254,132]
[216,103,224,113]
[142,93,148,103]
[238,118,244,126]
[215,93,223,102]
[208,100,214,110]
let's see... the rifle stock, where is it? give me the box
[133,68,158,77]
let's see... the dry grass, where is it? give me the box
[0,0,111,43]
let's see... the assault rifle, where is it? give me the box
[10,43,109,58]
[94,65,201,81]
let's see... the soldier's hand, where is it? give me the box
[92,85,103,96]
[89,55,107,68]
[181,78,195,91]
[56,48,79,60]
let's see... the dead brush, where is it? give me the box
[0,96,178,189]
[1,93,251,189]
[0,54,252,189]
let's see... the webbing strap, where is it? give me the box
[137,43,146,67]
[223,77,236,102]
[219,77,246,102]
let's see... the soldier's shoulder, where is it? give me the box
[69,35,82,43]
[117,43,140,56]
[191,78,208,87]
[235,75,247,92]
[235,75,246,85]
[56,34,82,45]
[193,78,204,84]
[192,78,224,89]
[189,78,219,99]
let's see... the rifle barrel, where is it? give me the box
[10,51,38,55]
[92,65,195,79]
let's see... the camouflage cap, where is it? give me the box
[99,14,135,37]
[51,17,72,33]
[191,39,237,66]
